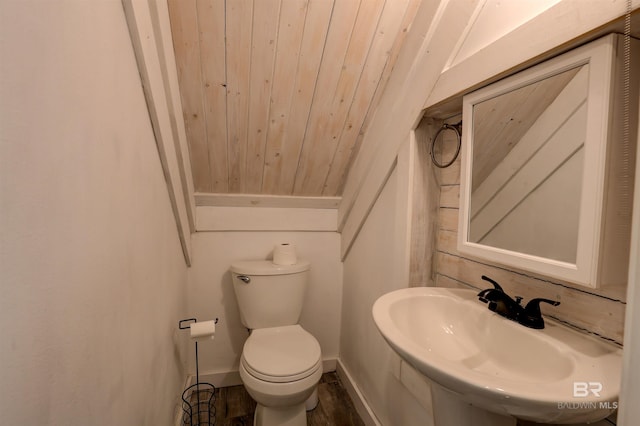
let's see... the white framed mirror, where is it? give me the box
[458,34,636,289]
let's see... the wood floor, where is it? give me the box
[207,372,365,426]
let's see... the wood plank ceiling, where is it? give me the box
[168,0,421,197]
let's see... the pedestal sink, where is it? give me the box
[372,287,622,425]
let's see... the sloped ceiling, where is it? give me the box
[168,0,421,197]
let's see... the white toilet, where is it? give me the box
[230,259,322,426]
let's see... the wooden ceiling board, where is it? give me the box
[261,0,328,195]
[225,0,254,193]
[197,0,228,193]
[168,0,210,192]
[282,0,362,196]
[244,0,280,193]
[294,0,387,196]
[323,0,418,196]
[261,0,335,195]
[168,0,420,197]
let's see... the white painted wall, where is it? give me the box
[0,1,188,425]
[340,166,434,426]
[619,91,640,426]
[448,0,561,70]
[188,229,342,383]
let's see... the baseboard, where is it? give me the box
[322,357,337,372]
[336,359,382,426]
[186,357,340,389]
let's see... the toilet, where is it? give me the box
[230,259,322,426]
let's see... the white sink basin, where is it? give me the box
[372,287,622,424]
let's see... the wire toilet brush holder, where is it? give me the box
[179,318,218,426]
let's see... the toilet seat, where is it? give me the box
[242,325,321,383]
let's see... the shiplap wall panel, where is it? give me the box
[409,122,440,287]
[168,0,210,192]
[168,0,419,197]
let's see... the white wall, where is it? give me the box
[188,229,342,383]
[0,1,188,425]
[619,97,640,425]
[340,166,433,426]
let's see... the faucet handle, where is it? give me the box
[481,275,504,292]
[520,298,560,329]
[525,298,560,310]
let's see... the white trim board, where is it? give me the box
[195,193,341,209]
[122,0,195,265]
[196,206,338,232]
[150,0,196,233]
[336,360,382,426]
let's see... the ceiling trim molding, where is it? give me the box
[196,206,338,232]
[195,193,341,210]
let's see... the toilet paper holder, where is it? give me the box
[178,317,219,426]
[179,317,219,331]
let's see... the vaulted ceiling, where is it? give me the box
[167,0,421,197]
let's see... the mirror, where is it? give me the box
[469,65,587,264]
[458,34,633,288]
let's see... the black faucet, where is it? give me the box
[519,298,561,329]
[477,275,560,329]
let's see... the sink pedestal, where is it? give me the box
[431,384,516,426]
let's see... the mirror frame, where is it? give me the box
[458,35,617,288]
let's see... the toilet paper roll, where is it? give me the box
[190,320,216,341]
[273,243,297,265]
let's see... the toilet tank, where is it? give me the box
[230,260,310,329]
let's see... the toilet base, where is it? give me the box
[254,402,306,426]
[305,388,318,411]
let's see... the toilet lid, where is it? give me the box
[242,325,321,383]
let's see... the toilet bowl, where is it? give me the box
[230,260,322,426]
[240,325,322,426]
